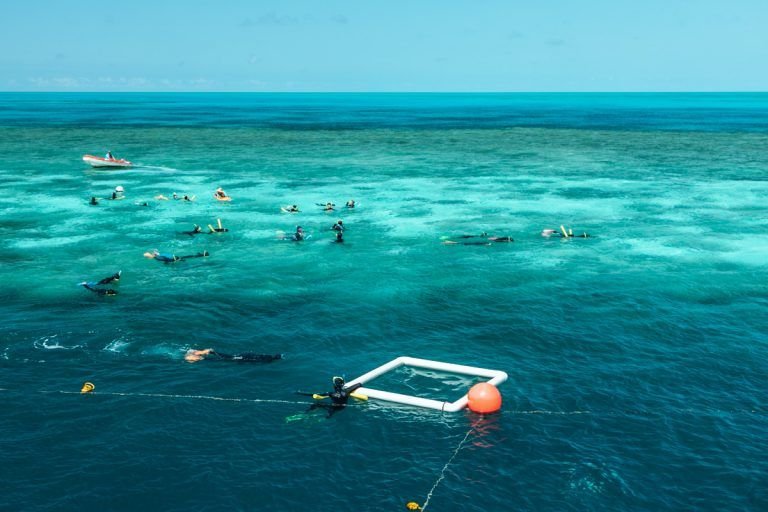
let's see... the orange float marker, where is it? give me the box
[467,382,502,414]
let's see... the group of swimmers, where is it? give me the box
[89,186,125,205]
[89,186,230,207]
[283,199,355,213]
[442,225,590,245]
[184,349,358,416]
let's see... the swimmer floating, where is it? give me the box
[442,233,513,245]
[541,225,591,238]
[184,348,283,363]
[78,271,121,296]
[144,249,209,263]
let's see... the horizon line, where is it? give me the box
[1,90,766,94]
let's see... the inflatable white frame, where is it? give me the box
[345,356,508,412]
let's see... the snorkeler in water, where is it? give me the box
[442,235,513,245]
[109,186,125,200]
[96,270,122,285]
[448,232,489,239]
[208,219,228,233]
[78,271,121,296]
[144,250,209,262]
[542,226,591,238]
[305,376,365,417]
[80,283,117,296]
[185,348,283,363]
[290,226,305,241]
[181,224,204,236]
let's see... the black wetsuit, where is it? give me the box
[182,226,203,236]
[177,251,209,261]
[445,235,513,245]
[208,351,282,363]
[308,382,363,417]
[327,382,362,406]
[155,251,208,262]
[96,271,121,285]
[82,283,117,296]
[331,223,344,232]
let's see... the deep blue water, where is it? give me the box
[1,93,767,511]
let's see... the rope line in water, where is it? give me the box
[0,391,763,416]
[43,390,306,405]
[420,426,475,512]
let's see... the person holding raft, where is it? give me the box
[185,348,283,363]
[305,376,365,417]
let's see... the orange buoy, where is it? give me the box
[467,382,502,413]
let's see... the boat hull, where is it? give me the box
[82,155,132,168]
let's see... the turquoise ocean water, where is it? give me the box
[1,93,767,511]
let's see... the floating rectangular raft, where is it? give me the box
[345,356,508,412]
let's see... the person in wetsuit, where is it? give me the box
[181,225,204,236]
[292,226,305,241]
[144,249,209,262]
[542,228,590,238]
[79,271,121,296]
[331,220,344,232]
[184,348,283,363]
[96,270,121,285]
[333,231,344,243]
[308,376,364,417]
[81,283,118,296]
[442,235,513,245]
[89,196,99,205]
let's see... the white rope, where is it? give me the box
[421,426,475,512]
[42,390,306,405]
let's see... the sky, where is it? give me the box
[0,0,766,92]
